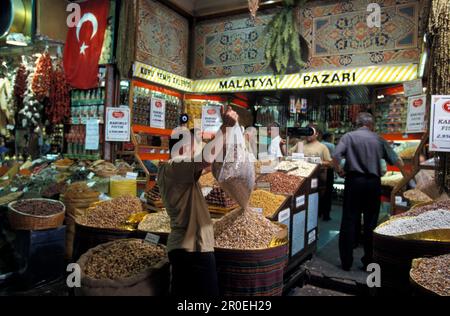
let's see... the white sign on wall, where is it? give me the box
[105,108,130,142]
[150,98,166,129]
[403,79,423,97]
[201,105,222,134]
[430,96,450,152]
[406,95,427,133]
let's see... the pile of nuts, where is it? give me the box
[249,190,285,218]
[287,161,317,178]
[410,254,450,296]
[77,196,143,229]
[214,209,282,250]
[395,200,450,218]
[138,211,171,233]
[83,239,166,280]
[403,189,433,204]
[375,210,450,236]
[199,172,217,188]
[89,160,118,178]
[257,172,303,195]
[11,199,64,216]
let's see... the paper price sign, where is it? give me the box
[106,108,131,142]
[201,105,222,134]
[406,95,426,133]
[311,178,318,189]
[278,209,290,223]
[296,195,305,208]
[253,208,263,214]
[145,233,160,245]
[256,182,271,190]
[308,230,316,245]
[150,98,166,129]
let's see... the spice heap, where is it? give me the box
[249,190,285,218]
[375,210,450,237]
[41,183,67,198]
[403,189,433,204]
[115,161,133,177]
[89,160,118,178]
[77,196,143,229]
[199,172,217,188]
[138,211,171,233]
[394,200,450,218]
[83,239,166,280]
[214,209,282,250]
[11,199,64,216]
[410,254,450,296]
[399,146,418,160]
[257,172,303,195]
[206,187,237,208]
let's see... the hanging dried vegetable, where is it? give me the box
[13,64,28,111]
[48,60,70,124]
[19,69,44,129]
[32,52,53,102]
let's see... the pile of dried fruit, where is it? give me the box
[410,254,450,296]
[375,210,450,236]
[287,161,317,178]
[77,196,143,229]
[199,172,217,188]
[394,200,450,218]
[249,190,285,218]
[138,211,171,233]
[214,209,282,250]
[83,239,166,280]
[403,189,433,204]
[11,199,64,216]
[399,146,418,160]
[89,160,118,178]
[257,172,303,195]
[206,187,237,208]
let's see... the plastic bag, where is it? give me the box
[212,124,255,209]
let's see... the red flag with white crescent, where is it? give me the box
[63,0,110,89]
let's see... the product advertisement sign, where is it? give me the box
[406,95,427,133]
[105,108,131,142]
[201,105,223,134]
[85,119,100,150]
[430,96,450,152]
[150,98,166,129]
[403,79,423,97]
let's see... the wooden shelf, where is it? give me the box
[138,153,170,161]
[132,125,173,136]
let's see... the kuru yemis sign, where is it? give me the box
[430,96,450,152]
[105,108,131,142]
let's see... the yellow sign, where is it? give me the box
[133,62,193,92]
[133,62,418,93]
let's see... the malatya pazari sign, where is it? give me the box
[133,62,418,93]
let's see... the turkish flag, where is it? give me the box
[63,0,110,89]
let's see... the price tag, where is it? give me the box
[395,196,403,205]
[252,208,263,214]
[140,192,147,203]
[292,153,305,160]
[67,179,72,185]
[278,209,290,223]
[311,178,318,189]
[81,167,86,171]
[260,165,274,174]
[10,187,18,193]
[296,195,305,208]
[23,187,29,193]
[2,176,9,181]
[126,172,138,180]
[256,182,271,190]
[145,233,160,245]
[87,172,95,180]
[308,230,316,245]
[87,182,96,188]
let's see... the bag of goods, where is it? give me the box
[214,208,284,250]
[256,172,304,195]
[89,160,118,178]
[115,161,133,177]
[205,187,237,209]
[249,190,286,218]
[212,124,255,210]
[138,211,171,233]
[410,254,450,296]
[77,196,143,230]
[76,239,169,296]
[375,210,450,237]
[110,176,137,199]
[403,189,433,205]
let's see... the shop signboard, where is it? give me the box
[133,62,193,92]
[403,79,423,97]
[430,96,450,152]
[201,105,222,134]
[406,95,427,133]
[150,98,166,129]
[105,108,131,142]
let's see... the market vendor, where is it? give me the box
[333,112,406,271]
[268,122,286,158]
[290,126,333,221]
[157,107,238,297]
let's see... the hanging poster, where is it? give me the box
[430,96,450,152]
[85,119,100,150]
[150,98,166,129]
[406,95,427,133]
[403,79,423,97]
[201,105,222,133]
[105,108,130,142]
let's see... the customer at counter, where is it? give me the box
[333,112,406,271]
